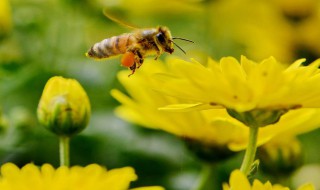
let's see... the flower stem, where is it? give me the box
[59,136,70,167]
[193,164,216,190]
[240,126,259,175]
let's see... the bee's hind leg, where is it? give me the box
[135,50,144,68]
[127,48,144,74]
[128,63,136,77]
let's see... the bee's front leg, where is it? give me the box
[154,54,160,60]
[154,47,162,60]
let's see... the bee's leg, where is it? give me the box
[129,48,143,68]
[126,47,144,74]
[127,49,141,76]
[136,51,144,68]
[154,49,162,60]
[128,63,136,77]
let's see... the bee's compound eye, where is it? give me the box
[156,33,166,44]
[121,52,135,67]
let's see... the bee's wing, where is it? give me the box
[103,9,139,30]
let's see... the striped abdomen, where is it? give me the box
[86,33,134,59]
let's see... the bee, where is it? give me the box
[86,13,193,76]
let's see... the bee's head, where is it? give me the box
[156,26,194,55]
[155,26,174,54]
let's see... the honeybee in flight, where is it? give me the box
[86,12,193,76]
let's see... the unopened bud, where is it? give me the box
[37,76,91,136]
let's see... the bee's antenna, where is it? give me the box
[172,41,186,54]
[171,37,193,54]
[172,37,194,43]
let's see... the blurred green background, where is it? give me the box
[1,0,320,189]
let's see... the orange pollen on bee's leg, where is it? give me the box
[121,52,135,68]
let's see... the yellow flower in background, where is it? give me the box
[111,58,320,155]
[203,0,320,63]
[157,56,320,113]
[258,135,302,176]
[223,170,315,190]
[296,13,320,59]
[272,0,318,19]
[0,0,12,36]
[37,76,91,136]
[0,163,164,190]
[210,0,295,62]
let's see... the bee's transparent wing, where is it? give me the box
[103,9,139,30]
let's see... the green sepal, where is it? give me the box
[227,108,289,128]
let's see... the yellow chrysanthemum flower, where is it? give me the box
[148,56,320,174]
[0,163,164,190]
[111,60,239,146]
[223,170,315,190]
[111,60,243,161]
[37,76,91,136]
[156,56,320,113]
[111,58,320,157]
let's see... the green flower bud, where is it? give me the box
[37,76,91,136]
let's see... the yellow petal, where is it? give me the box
[159,103,219,112]
[229,170,251,190]
[285,58,306,71]
[130,187,165,190]
[297,183,315,190]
